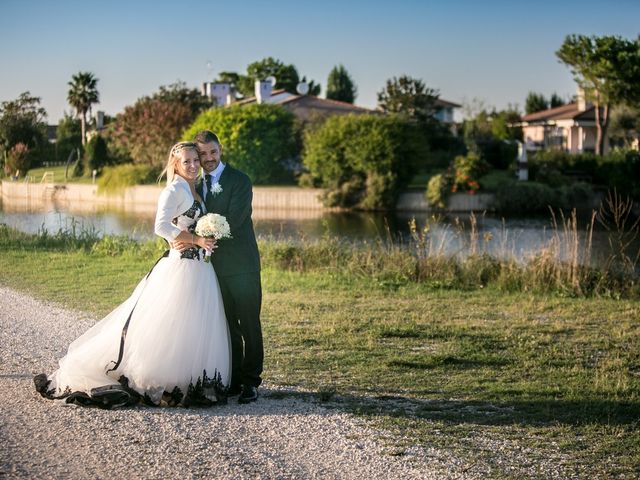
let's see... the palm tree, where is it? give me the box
[67,72,99,145]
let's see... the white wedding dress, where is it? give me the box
[35,176,231,407]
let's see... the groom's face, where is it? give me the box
[197,141,222,173]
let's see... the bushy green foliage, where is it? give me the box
[496,181,559,214]
[530,149,640,199]
[426,172,453,209]
[230,57,321,97]
[478,170,514,192]
[326,64,357,103]
[0,92,47,168]
[97,163,161,194]
[303,114,420,209]
[106,83,209,168]
[55,114,82,164]
[463,109,520,169]
[84,134,109,173]
[4,143,31,176]
[107,97,192,168]
[377,75,439,123]
[451,152,489,194]
[183,103,298,184]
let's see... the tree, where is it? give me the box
[377,75,439,123]
[234,57,321,98]
[106,83,209,168]
[609,104,639,148]
[0,91,47,159]
[107,97,192,168]
[67,71,99,145]
[549,93,566,108]
[556,34,640,155]
[463,108,520,169]
[525,92,548,114]
[4,143,30,177]
[55,113,82,164]
[303,114,420,209]
[326,65,357,103]
[84,135,109,174]
[183,104,297,184]
[153,81,211,117]
[215,71,243,99]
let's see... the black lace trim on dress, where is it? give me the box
[34,370,227,409]
[172,200,204,260]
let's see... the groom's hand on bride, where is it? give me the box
[170,240,191,252]
[170,238,217,252]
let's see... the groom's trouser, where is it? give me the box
[218,271,263,388]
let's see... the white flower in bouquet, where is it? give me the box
[195,213,232,262]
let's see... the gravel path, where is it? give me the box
[0,285,470,479]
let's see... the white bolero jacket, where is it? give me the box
[154,176,196,242]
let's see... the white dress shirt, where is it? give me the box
[202,162,226,197]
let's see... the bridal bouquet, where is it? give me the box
[195,213,232,262]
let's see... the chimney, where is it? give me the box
[577,87,591,112]
[202,82,232,107]
[255,80,273,104]
[95,111,104,130]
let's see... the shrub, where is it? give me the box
[495,181,559,214]
[55,114,82,164]
[303,114,418,210]
[558,182,595,210]
[84,135,109,174]
[183,104,297,185]
[5,143,30,176]
[478,170,515,192]
[426,172,453,209]
[97,163,161,194]
[529,149,640,199]
[107,97,194,168]
[452,152,489,194]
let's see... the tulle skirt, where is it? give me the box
[42,250,230,406]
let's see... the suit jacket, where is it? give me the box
[197,165,261,277]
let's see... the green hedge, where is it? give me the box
[303,114,422,210]
[183,104,297,184]
[529,149,640,199]
[97,163,161,194]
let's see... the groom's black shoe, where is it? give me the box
[227,384,242,396]
[238,385,258,404]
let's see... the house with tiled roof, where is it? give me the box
[520,95,607,154]
[203,81,461,125]
[232,87,377,121]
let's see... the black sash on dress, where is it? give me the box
[106,250,169,374]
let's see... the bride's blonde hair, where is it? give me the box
[159,141,199,185]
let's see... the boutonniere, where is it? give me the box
[211,182,223,196]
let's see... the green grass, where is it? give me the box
[1,226,639,477]
[26,165,93,184]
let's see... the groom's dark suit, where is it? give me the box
[197,165,263,388]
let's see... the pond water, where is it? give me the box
[1,197,637,267]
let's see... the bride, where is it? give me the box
[34,141,231,408]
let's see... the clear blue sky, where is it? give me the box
[1,0,638,123]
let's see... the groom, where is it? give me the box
[194,130,263,404]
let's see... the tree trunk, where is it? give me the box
[594,101,602,156]
[600,104,610,156]
[80,112,86,146]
